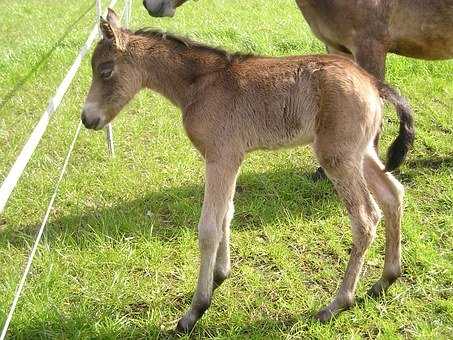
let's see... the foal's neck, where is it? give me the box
[130,33,232,108]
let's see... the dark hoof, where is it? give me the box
[312,167,327,181]
[176,317,195,334]
[367,285,383,298]
[367,279,390,297]
[315,308,335,323]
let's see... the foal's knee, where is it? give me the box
[380,175,404,218]
[351,221,376,252]
[198,222,221,250]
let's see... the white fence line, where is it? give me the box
[0,0,118,214]
[103,0,132,157]
[0,121,83,340]
[0,1,132,337]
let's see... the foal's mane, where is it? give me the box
[134,28,253,63]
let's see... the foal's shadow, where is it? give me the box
[397,155,453,184]
[406,155,453,170]
[2,167,337,248]
[7,312,305,339]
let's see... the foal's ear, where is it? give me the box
[106,8,120,27]
[100,16,127,51]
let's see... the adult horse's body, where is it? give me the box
[296,0,453,79]
[143,0,453,79]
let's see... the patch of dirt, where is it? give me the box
[123,301,150,317]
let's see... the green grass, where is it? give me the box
[0,0,452,338]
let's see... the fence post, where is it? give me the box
[97,0,116,157]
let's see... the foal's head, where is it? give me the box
[82,9,143,130]
[143,0,189,17]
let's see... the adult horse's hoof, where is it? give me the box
[312,167,328,181]
[176,315,196,333]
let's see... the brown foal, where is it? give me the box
[81,9,414,332]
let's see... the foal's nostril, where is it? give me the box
[92,117,100,129]
[81,113,101,129]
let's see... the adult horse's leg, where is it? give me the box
[177,154,242,333]
[354,40,387,150]
[326,45,354,59]
[363,151,404,296]
[353,39,387,80]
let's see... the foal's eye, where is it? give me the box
[98,61,114,80]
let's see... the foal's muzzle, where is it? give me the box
[81,112,102,130]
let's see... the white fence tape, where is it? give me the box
[0,0,131,335]
[0,0,118,215]
[103,0,132,157]
[0,121,83,340]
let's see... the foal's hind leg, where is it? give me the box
[314,152,381,322]
[363,150,404,296]
[177,156,241,333]
[312,41,357,182]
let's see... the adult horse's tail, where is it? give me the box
[377,82,415,172]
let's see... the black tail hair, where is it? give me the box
[377,82,415,172]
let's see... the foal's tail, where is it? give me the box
[377,82,415,172]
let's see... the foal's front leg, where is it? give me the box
[177,159,240,333]
[213,198,234,290]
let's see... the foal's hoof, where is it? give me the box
[315,308,335,323]
[367,279,391,297]
[176,316,195,334]
[368,283,385,297]
[312,167,327,181]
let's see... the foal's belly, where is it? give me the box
[257,134,314,152]
[251,114,316,152]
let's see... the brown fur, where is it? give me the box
[296,0,453,79]
[144,0,453,79]
[82,9,414,332]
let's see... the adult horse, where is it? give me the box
[143,0,453,80]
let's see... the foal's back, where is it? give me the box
[184,55,380,155]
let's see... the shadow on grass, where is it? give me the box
[398,155,453,184]
[5,153,451,247]
[2,167,338,248]
[406,155,453,170]
[7,310,308,339]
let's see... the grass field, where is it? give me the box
[0,0,452,338]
